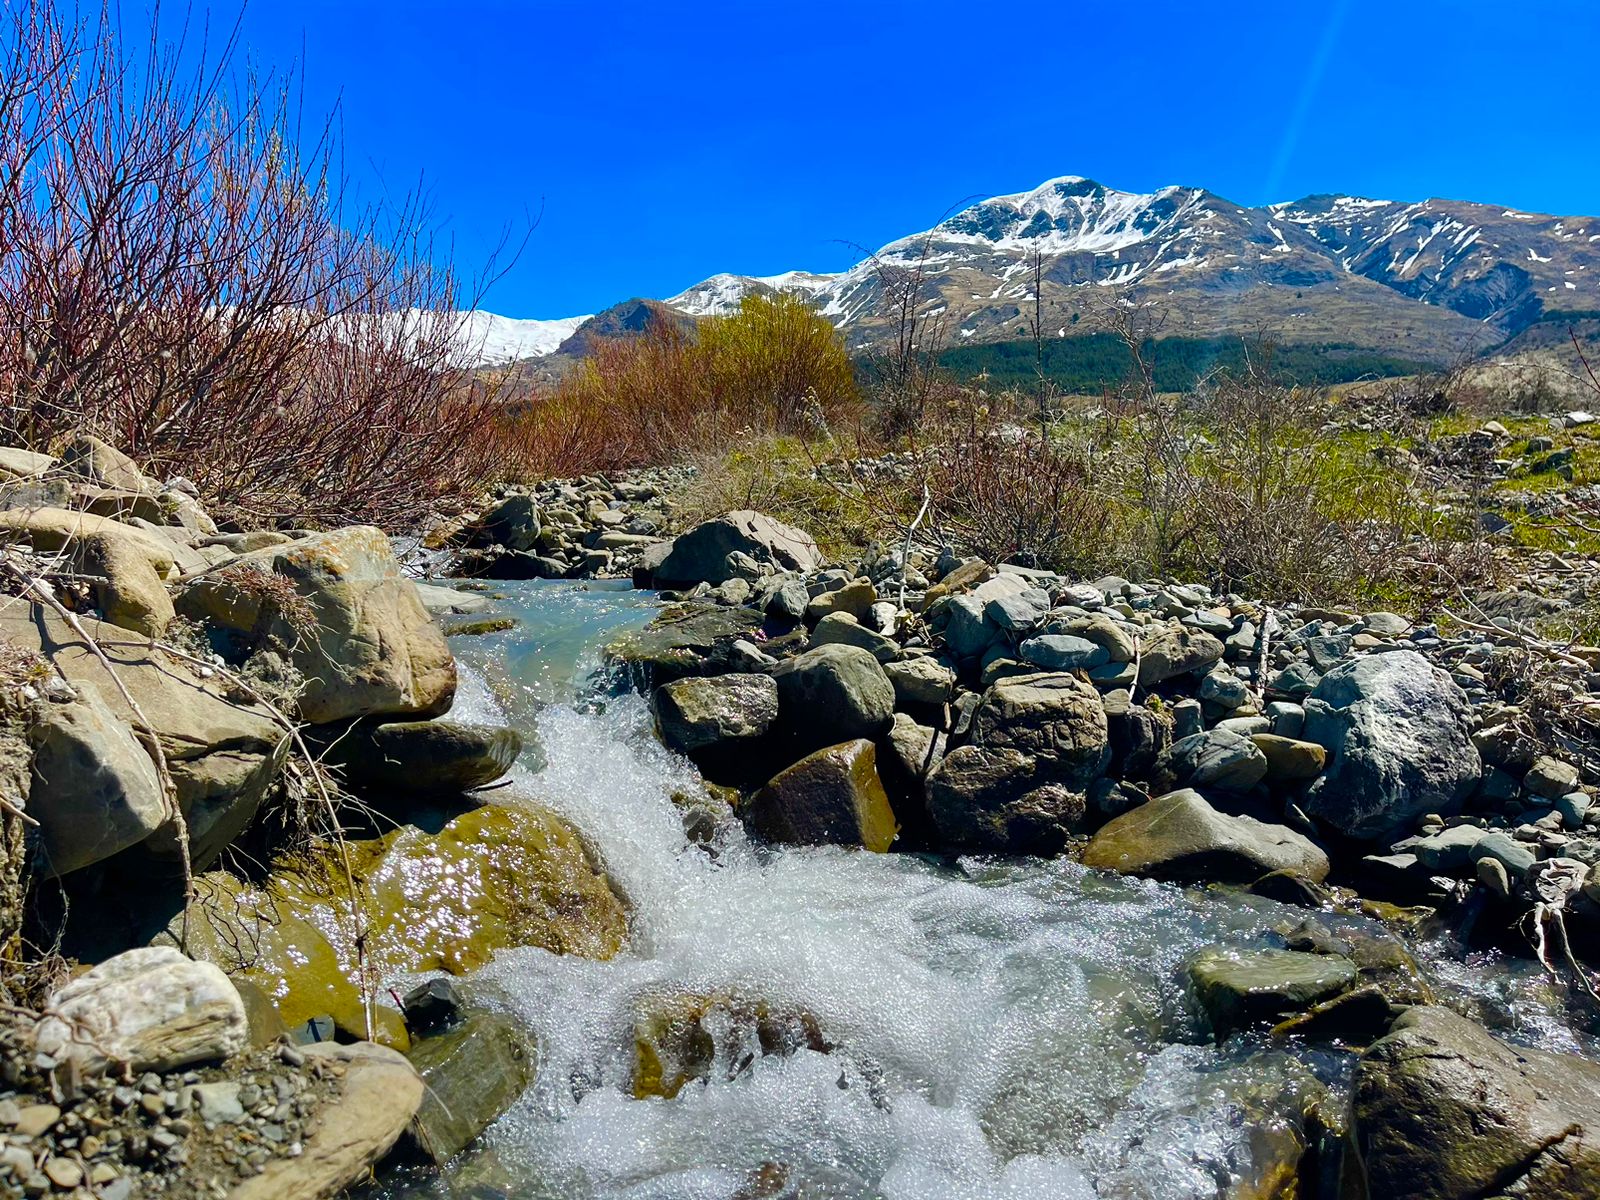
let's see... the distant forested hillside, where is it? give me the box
[936,334,1441,394]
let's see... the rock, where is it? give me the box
[805,579,877,622]
[811,612,899,662]
[1467,830,1536,879]
[1401,825,1489,872]
[653,511,820,586]
[1300,650,1480,842]
[1048,613,1137,663]
[883,655,957,707]
[1250,734,1327,785]
[1525,755,1581,800]
[632,992,829,1100]
[404,1011,533,1164]
[1188,948,1357,1040]
[1018,634,1108,671]
[60,435,156,494]
[770,644,895,752]
[1154,729,1268,792]
[985,589,1051,633]
[1103,692,1172,780]
[927,744,1087,854]
[0,507,180,578]
[228,1041,422,1200]
[1082,789,1330,884]
[876,713,943,841]
[0,446,57,480]
[764,578,810,621]
[604,603,765,685]
[445,616,518,638]
[1475,854,1512,898]
[28,682,166,876]
[191,1080,246,1125]
[1353,1006,1600,1200]
[1269,984,1405,1049]
[171,804,625,1047]
[177,527,456,724]
[413,583,491,616]
[745,739,897,851]
[1247,869,1332,908]
[0,602,288,870]
[969,671,1109,783]
[401,978,464,1036]
[75,531,175,636]
[326,719,525,796]
[1137,624,1225,687]
[652,672,778,756]
[469,494,541,551]
[33,947,247,1074]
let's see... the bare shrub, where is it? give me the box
[0,1,509,527]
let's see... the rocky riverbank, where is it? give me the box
[3,430,1600,1198]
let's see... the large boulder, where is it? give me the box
[404,1010,534,1164]
[1353,1006,1600,1199]
[468,494,541,551]
[325,719,525,797]
[0,506,181,578]
[32,946,248,1074]
[0,602,288,870]
[925,672,1108,853]
[1301,650,1480,841]
[770,644,895,753]
[745,739,897,852]
[1082,789,1330,884]
[229,1041,423,1200]
[28,682,166,876]
[652,511,820,586]
[176,526,456,724]
[652,673,778,755]
[75,530,175,636]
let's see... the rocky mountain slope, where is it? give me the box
[662,176,1600,361]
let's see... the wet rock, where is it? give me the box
[1270,984,1404,1049]
[229,1041,422,1200]
[1301,650,1480,842]
[653,511,820,586]
[405,1011,533,1164]
[604,603,765,685]
[326,719,525,796]
[33,947,248,1074]
[414,582,491,616]
[401,978,464,1036]
[1353,1006,1600,1200]
[746,739,897,852]
[876,713,943,843]
[632,992,829,1100]
[652,673,778,756]
[1188,947,1357,1040]
[1082,789,1330,884]
[927,745,1087,854]
[771,644,895,753]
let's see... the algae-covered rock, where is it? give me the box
[745,739,897,852]
[604,603,765,685]
[632,991,829,1100]
[405,1010,534,1163]
[165,803,626,1049]
[1188,947,1357,1040]
[325,719,526,797]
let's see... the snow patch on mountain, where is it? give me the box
[453,311,591,365]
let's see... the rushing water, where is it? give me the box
[382,580,1587,1200]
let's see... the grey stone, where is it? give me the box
[1301,650,1481,841]
[883,655,957,707]
[653,511,820,586]
[652,672,778,755]
[1018,634,1108,671]
[811,612,899,662]
[1188,948,1357,1040]
[1156,729,1268,792]
[771,644,895,751]
[1137,624,1225,686]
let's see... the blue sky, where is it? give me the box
[226,0,1600,318]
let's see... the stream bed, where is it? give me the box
[380,580,1588,1200]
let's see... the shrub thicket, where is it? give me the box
[0,1,504,527]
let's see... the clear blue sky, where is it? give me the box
[223,0,1600,318]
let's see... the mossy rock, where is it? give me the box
[632,991,829,1100]
[165,802,626,1049]
[445,616,519,638]
[603,603,764,686]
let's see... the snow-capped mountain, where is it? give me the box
[662,176,1600,359]
[452,310,590,366]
